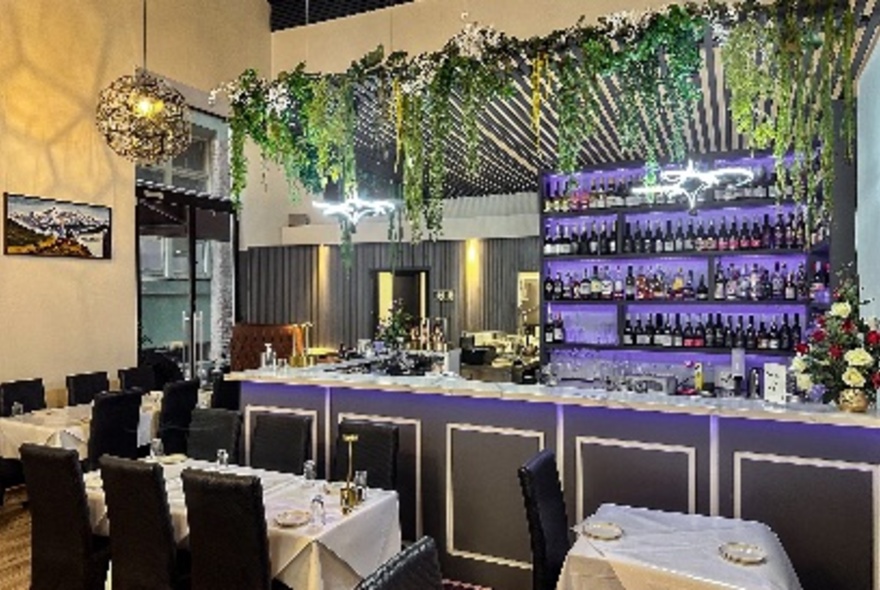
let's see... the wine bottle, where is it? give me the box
[599,221,609,255]
[625,265,636,301]
[653,221,664,254]
[634,221,644,254]
[613,266,625,300]
[608,220,618,255]
[553,314,565,343]
[769,317,780,350]
[705,219,718,251]
[590,266,602,300]
[734,317,746,348]
[543,274,555,301]
[562,272,573,300]
[771,262,785,300]
[694,315,706,348]
[601,266,614,301]
[622,222,633,254]
[588,221,599,255]
[684,219,696,251]
[544,317,555,344]
[553,272,563,300]
[664,220,675,253]
[579,269,591,300]
[672,314,684,347]
[543,222,554,255]
[718,219,729,251]
[623,314,634,345]
[674,220,685,252]
[745,315,757,350]
[714,265,726,300]
[757,318,769,350]
[683,270,696,300]
[683,315,694,347]
[780,314,792,351]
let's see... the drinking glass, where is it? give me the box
[354,470,368,501]
[11,402,23,417]
[216,449,229,467]
[310,494,326,526]
[150,438,164,459]
[303,460,316,482]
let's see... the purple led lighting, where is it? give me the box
[624,302,807,316]
[623,203,799,227]
[715,253,808,267]
[546,257,709,279]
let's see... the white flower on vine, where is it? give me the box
[400,54,437,95]
[267,82,292,118]
[450,23,503,60]
[209,80,242,105]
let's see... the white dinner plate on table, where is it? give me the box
[274,509,311,528]
[719,542,767,565]
[582,521,623,541]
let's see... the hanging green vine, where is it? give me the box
[400,93,426,241]
[722,21,776,149]
[304,77,357,197]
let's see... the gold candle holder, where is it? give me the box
[340,433,359,514]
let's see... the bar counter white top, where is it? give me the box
[228,367,880,429]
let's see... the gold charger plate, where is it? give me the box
[582,521,623,541]
[274,509,311,528]
[719,542,767,565]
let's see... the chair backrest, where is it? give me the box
[0,378,46,416]
[181,468,272,590]
[517,449,570,590]
[334,420,399,490]
[250,412,311,474]
[229,323,295,371]
[100,455,178,590]
[188,408,241,463]
[211,377,240,411]
[118,366,157,394]
[20,444,98,589]
[88,392,142,470]
[66,372,110,406]
[354,536,444,590]
[159,379,200,455]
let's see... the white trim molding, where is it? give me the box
[243,405,319,468]
[575,436,697,523]
[338,412,424,539]
[446,423,545,570]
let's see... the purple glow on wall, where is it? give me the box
[546,257,710,280]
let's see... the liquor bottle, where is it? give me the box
[737,264,751,301]
[653,221,664,254]
[714,265,726,300]
[775,213,787,249]
[608,220,618,255]
[745,315,757,350]
[625,266,636,301]
[757,318,769,350]
[622,222,633,254]
[705,219,718,251]
[718,219,729,251]
[792,314,803,345]
[726,264,739,301]
[544,316,555,344]
[683,270,696,300]
[635,266,647,301]
[768,317,780,350]
[786,212,796,249]
[671,267,685,300]
[739,218,751,250]
[695,219,706,251]
[684,219,696,251]
[723,317,734,348]
[796,263,808,300]
[634,221,644,254]
[750,264,762,301]
[654,313,667,347]
[763,214,774,249]
[750,217,763,250]
[553,314,565,343]
[704,314,716,348]
[696,273,709,301]
[652,268,667,300]
[780,314,792,351]
[714,313,725,348]
[558,226,570,255]
[672,314,684,347]
[674,220,685,252]
[634,314,646,345]
[733,317,746,348]
[553,272,563,300]
[810,261,828,301]
[771,262,785,300]
[642,221,654,254]
[599,221,609,255]
[590,266,602,300]
[601,266,614,301]
[694,315,706,348]
[562,272,573,300]
[623,314,634,345]
[579,222,591,255]
[570,224,581,255]
[783,266,796,301]
[579,269,591,300]
[795,210,806,249]
[544,273,555,301]
[664,220,675,253]
[728,217,739,251]
[588,222,600,255]
[683,315,694,347]
[543,222,554,255]
[645,315,656,346]
[613,266,625,300]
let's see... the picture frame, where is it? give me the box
[3,192,112,259]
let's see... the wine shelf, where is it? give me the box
[543,249,811,261]
[545,299,814,306]
[542,342,796,357]
[541,197,786,217]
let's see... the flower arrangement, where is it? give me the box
[791,275,879,411]
[375,299,413,349]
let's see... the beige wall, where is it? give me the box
[0,0,269,400]
[241,0,708,248]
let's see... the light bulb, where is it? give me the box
[134,95,165,118]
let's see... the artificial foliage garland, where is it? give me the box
[214,0,858,245]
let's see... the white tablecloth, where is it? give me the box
[0,402,158,459]
[558,504,802,590]
[85,459,401,590]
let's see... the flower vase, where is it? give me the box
[837,388,870,413]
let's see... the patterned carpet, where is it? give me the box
[0,489,30,590]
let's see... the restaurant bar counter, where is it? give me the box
[229,368,880,590]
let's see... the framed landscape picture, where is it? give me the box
[3,193,112,259]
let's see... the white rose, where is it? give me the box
[844,348,874,368]
[831,302,852,318]
[791,357,807,373]
[796,373,813,391]
[842,367,866,388]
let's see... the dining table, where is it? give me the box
[85,458,402,590]
[557,504,802,590]
[0,396,160,460]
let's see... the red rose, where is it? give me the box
[817,316,826,328]
[829,345,843,360]
[843,319,855,333]
[868,331,880,346]
[795,343,810,355]
[811,330,826,343]
[872,373,880,389]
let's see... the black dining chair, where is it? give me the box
[158,379,200,455]
[20,444,110,590]
[518,449,571,590]
[118,366,157,394]
[66,371,110,406]
[211,376,241,411]
[87,392,142,470]
[181,468,291,590]
[188,408,242,464]
[100,455,190,590]
[0,377,46,416]
[250,413,312,474]
[334,419,399,491]
[354,536,444,590]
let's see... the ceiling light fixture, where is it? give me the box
[96,0,191,164]
[631,160,753,209]
[314,195,396,226]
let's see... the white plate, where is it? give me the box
[719,542,767,565]
[582,521,623,541]
[274,509,311,528]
